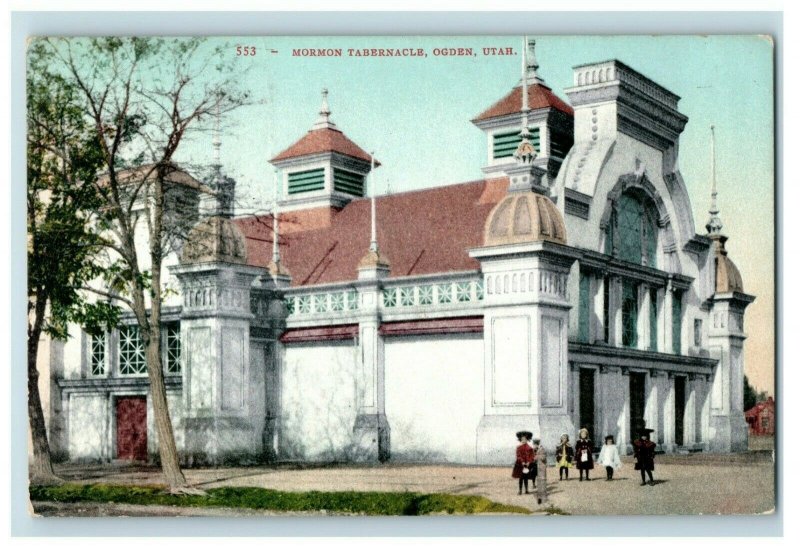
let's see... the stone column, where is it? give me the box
[641,287,653,351]
[684,374,698,448]
[620,368,631,453]
[708,293,754,452]
[353,257,391,462]
[663,373,676,452]
[591,274,605,343]
[645,369,660,445]
[171,261,265,465]
[651,370,670,447]
[663,282,674,354]
[699,374,711,451]
[610,276,623,347]
[599,365,623,447]
[471,241,580,463]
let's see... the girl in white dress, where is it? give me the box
[598,434,622,481]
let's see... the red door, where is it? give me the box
[116,396,147,461]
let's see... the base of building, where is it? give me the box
[476,413,576,464]
[352,413,391,463]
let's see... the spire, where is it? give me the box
[706,124,723,236]
[272,169,280,265]
[369,152,378,253]
[312,88,337,130]
[358,151,390,276]
[514,35,537,166]
[518,37,544,86]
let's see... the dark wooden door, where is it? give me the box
[675,376,686,446]
[579,368,596,443]
[629,372,646,441]
[116,396,147,461]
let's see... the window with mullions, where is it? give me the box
[621,280,639,348]
[606,191,659,267]
[165,323,181,375]
[602,276,610,343]
[649,288,659,351]
[90,333,107,376]
[578,271,591,343]
[672,292,683,354]
[119,326,147,375]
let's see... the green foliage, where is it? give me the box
[27,41,122,339]
[743,375,769,411]
[30,483,531,516]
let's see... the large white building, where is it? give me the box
[42,43,754,465]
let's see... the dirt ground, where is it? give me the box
[39,447,775,517]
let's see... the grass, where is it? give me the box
[30,483,532,516]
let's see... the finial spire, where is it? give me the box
[514,35,537,166]
[272,169,281,265]
[706,124,723,235]
[369,152,378,253]
[518,37,544,86]
[312,87,337,130]
[213,100,222,177]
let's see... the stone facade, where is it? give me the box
[44,52,754,466]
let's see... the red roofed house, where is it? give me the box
[745,397,775,436]
[45,41,755,466]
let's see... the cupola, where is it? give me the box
[270,89,379,212]
[472,38,574,186]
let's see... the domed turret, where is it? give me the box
[484,192,566,246]
[181,216,247,265]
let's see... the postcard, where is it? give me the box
[25,34,775,517]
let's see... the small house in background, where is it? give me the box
[745,397,775,436]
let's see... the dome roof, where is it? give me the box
[715,250,744,293]
[484,192,567,246]
[181,216,248,265]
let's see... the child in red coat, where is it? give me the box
[512,431,536,495]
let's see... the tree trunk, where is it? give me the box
[144,330,187,489]
[27,293,61,485]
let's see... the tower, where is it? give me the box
[704,125,755,452]
[470,37,580,464]
[472,38,574,188]
[270,89,379,212]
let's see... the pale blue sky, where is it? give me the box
[174,35,774,392]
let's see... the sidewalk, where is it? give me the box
[49,452,774,516]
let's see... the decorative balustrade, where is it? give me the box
[284,289,359,317]
[382,279,483,309]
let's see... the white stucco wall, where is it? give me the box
[385,335,484,464]
[68,394,108,460]
[280,342,359,460]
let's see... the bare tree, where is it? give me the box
[42,37,250,491]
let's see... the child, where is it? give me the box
[597,434,622,480]
[556,434,574,480]
[530,438,541,488]
[536,444,548,505]
[633,427,657,486]
[512,431,535,495]
[575,427,594,482]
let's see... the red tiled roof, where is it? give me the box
[236,178,509,287]
[473,83,574,122]
[270,127,379,166]
[745,398,775,418]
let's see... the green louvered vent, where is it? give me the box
[288,168,325,195]
[492,127,540,159]
[333,168,365,197]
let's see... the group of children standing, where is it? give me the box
[514,427,658,497]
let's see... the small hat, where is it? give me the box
[638,427,655,436]
[516,431,533,441]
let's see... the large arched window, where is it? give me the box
[605,190,659,268]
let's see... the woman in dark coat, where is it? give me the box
[633,427,657,485]
[574,427,594,481]
[512,431,536,495]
